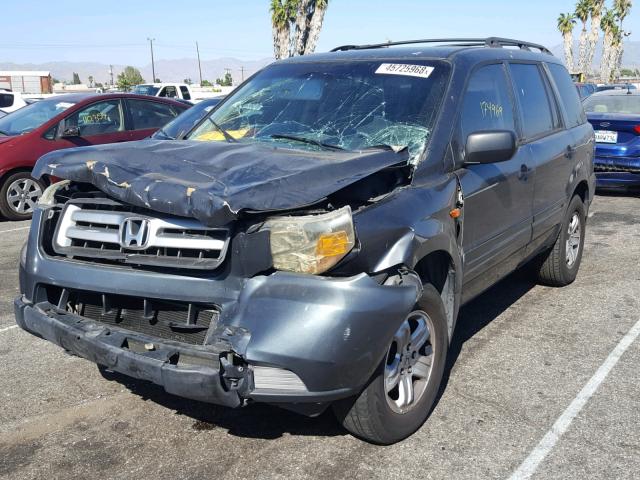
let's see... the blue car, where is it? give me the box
[584,89,640,190]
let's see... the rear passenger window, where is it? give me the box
[509,64,556,139]
[127,100,179,130]
[461,64,515,139]
[547,63,586,127]
[180,86,191,100]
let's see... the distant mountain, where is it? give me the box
[0,57,273,85]
[550,40,640,71]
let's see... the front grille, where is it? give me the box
[43,285,217,345]
[52,200,229,270]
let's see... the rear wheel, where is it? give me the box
[333,284,448,444]
[536,194,586,286]
[0,171,44,220]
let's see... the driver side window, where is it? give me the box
[65,100,124,137]
[461,64,515,139]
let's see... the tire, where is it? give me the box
[0,171,44,221]
[333,284,448,444]
[536,194,586,287]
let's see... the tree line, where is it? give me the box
[558,0,633,82]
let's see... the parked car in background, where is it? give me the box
[0,93,189,219]
[18,37,594,444]
[575,82,597,99]
[584,89,640,190]
[0,89,28,114]
[132,83,194,101]
[152,96,225,140]
[596,83,637,92]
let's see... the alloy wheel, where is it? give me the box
[384,310,435,414]
[6,178,42,215]
[565,212,581,267]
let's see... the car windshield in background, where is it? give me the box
[0,98,75,136]
[583,95,640,115]
[188,61,450,161]
[153,98,221,140]
[132,85,160,96]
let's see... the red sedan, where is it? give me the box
[0,93,189,220]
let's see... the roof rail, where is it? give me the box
[330,37,552,55]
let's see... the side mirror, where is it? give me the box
[61,126,80,138]
[464,130,517,165]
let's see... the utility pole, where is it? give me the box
[240,66,245,82]
[147,37,156,82]
[196,41,203,85]
[109,65,114,87]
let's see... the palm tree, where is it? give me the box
[270,0,294,60]
[585,0,605,75]
[271,0,329,59]
[558,13,576,69]
[599,9,617,82]
[612,0,633,79]
[575,0,592,74]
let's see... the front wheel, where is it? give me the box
[0,171,44,220]
[536,194,586,287]
[333,284,448,444]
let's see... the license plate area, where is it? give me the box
[595,130,618,143]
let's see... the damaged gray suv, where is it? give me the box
[15,38,595,444]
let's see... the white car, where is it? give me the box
[131,83,194,101]
[0,90,28,114]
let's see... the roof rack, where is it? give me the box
[330,37,552,55]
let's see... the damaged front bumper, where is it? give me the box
[14,297,245,407]
[16,208,420,411]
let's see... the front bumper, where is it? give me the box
[14,296,245,407]
[17,207,420,408]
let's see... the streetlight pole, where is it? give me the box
[196,41,203,85]
[147,37,156,82]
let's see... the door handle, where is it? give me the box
[518,164,530,181]
[564,145,575,159]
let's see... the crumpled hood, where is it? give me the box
[33,139,407,226]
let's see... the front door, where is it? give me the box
[57,99,130,147]
[454,63,534,296]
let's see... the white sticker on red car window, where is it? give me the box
[375,63,434,79]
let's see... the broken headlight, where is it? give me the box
[38,180,70,206]
[262,206,355,275]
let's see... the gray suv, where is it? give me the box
[15,37,595,444]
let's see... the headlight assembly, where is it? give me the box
[262,206,355,274]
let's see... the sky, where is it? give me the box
[1,0,638,66]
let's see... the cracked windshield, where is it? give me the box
[188,60,450,162]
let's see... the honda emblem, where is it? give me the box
[120,217,150,250]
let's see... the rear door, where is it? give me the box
[456,63,534,290]
[124,99,183,139]
[508,62,572,246]
[56,99,130,147]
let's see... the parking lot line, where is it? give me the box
[0,325,18,333]
[508,317,640,480]
[0,226,30,234]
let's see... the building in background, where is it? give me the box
[0,71,53,94]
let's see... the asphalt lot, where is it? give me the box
[0,193,638,480]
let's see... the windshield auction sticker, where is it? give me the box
[375,63,434,78]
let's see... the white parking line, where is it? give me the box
[508,317,640,480]
[0,226,30,234]
[0,325,18,333]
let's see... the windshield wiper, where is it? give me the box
[207,118,237,143]
[362,144,408,153]
[270,133,345,151]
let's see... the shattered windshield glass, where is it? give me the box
[188,60,450,162]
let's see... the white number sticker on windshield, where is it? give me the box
[375,63,434,79]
